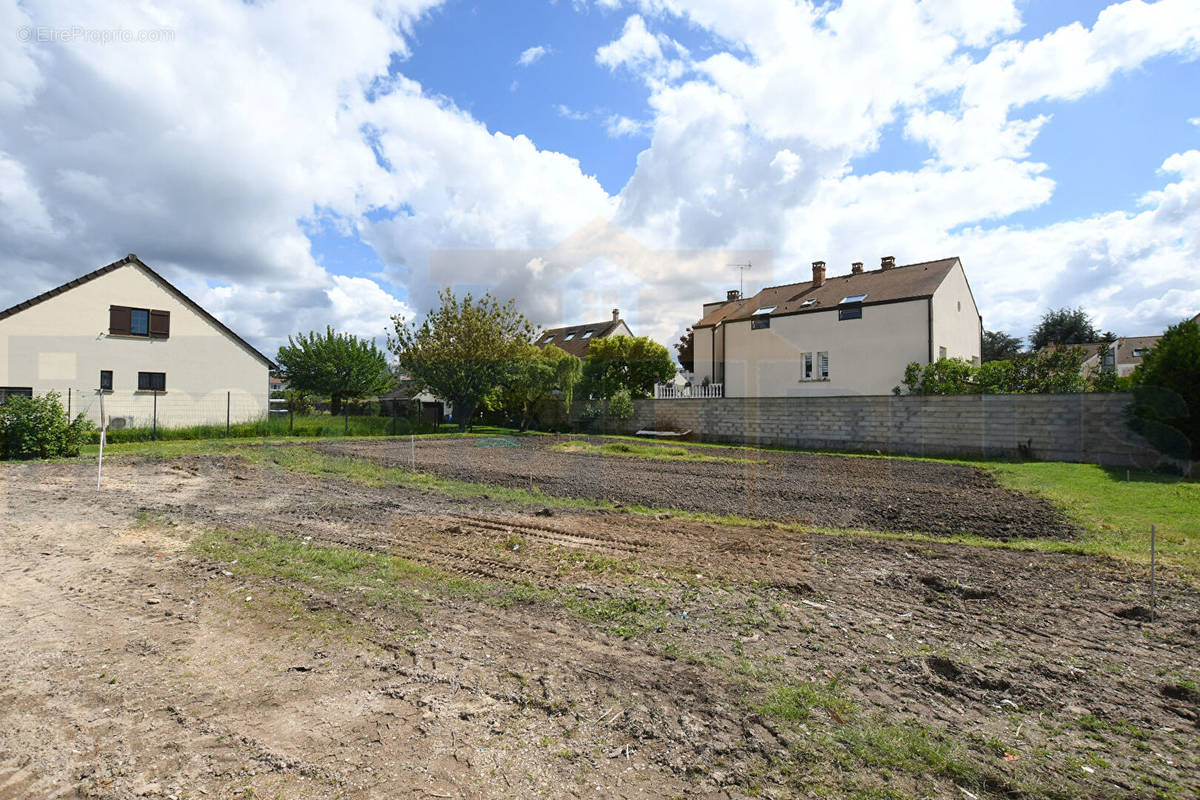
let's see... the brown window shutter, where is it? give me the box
[149,309,170,339]
[109,305,131,335]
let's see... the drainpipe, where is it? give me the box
[927,297,934,364]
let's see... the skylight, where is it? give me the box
[800,298,817,307]
[755,305,777,315]
[564,332,576,340]
[839,293,868,304]
[582,330,594,338]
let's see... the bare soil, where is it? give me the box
[0,447,1196,800]
[315,436,1078,539]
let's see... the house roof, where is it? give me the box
[535,318,627,358]
[694,257,961,328]
[0,254,276,368]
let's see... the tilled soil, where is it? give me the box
[1,453,1196,799]
[316,436,1077,539]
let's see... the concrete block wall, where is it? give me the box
[579,393,1168,469]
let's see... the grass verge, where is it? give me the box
[551,439,765,464]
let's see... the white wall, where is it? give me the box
[930,261,982,363]
[720,299,930,397]
[0,264,270,427]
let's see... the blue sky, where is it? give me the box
[2,0,1199,351]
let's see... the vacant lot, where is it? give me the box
[317,436,1078,539]
[0,440,1196,799]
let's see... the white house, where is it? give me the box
[0,254,274,429]
[692,256,982,397]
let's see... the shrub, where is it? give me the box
[608,388,635,422]
[0,391,94,459]
[1130,319,1200,460]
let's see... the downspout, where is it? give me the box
[927,297,934,363]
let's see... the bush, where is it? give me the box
[0,391,94,459]
[608,388,635,422]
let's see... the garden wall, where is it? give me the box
[579,393,1173,469]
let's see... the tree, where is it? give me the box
[1029,307,1113,351]
[982,329,1023,362]
[900,358,975,395]
[389,289,533,431]
[494,343,582,431]
[275,327,392,415]
[581,335,676,399]
[675,328,695,373]
[1130,319,1200,459]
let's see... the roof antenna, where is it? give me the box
[727,261,752,298]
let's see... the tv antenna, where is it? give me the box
[728,261,752,297]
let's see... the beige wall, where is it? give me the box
[930,261,982,363]
[0,264,270,427]
[720,299,930,397]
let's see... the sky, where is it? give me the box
[2,0,1199,359]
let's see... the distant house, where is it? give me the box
[535,308,633,358]
[0,254,274,428]
[692,256,982,398]
[1074,336,1161,378]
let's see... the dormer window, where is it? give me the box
[838,293,866,321]
[751,305,775,330]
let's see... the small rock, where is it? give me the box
[146,597,161,605]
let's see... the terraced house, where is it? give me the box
[0,254,274,428]
[692,256,982,397]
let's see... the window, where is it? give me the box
[800,298,816,308]
[564,332,576,341]
[581,330,595,339]
[838,306,862,321]
[756,305,777,314]
[109,306,170,338]
[751,315,770,330]
[130,308,149,335]
[0,387,33,403]
[1102,350,1115,369]
[540,335,554,344]
[939,346,947,360]
[802,353,813,380]
[100,370,113,391]
[1133,348,1148,358]
[818,351,829,380]
[839,293,868,304]
[137,372,166,391]
[957,300,962,312]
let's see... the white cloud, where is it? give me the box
[517,44,550,66]
[605,114,647,137]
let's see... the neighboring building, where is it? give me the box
[535,309,633,358]
[1074,336,1161,378]
[692,256,982,398]
[0,254,274,428]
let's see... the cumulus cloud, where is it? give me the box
[517,44,550,66]
[2,0,1199,366]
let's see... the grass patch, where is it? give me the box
[551,439,764,464]
[757,679,855,722]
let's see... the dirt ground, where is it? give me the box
[316,436,1078,539]
[0,446,1197,799]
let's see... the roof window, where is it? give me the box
[839,293,868,304]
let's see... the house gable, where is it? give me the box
[0,254,274,368]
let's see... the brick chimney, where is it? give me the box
[851,261,863,274]
[881,255,896,271]
[726,289,741,302]
[612,308,620,321]
[812,261,826,287]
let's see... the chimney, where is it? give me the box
[881,255,896,271]
[612,308,620,321]
[726,289,741,302]
[812,260,826,287]
[851,261,864,275]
